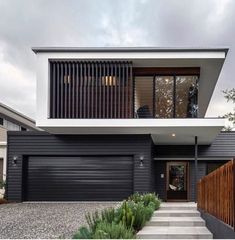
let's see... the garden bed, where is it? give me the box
[73,193,161,239]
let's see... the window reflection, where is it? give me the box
[155,76,174,118]
[176,76,198,118]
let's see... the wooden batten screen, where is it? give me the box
[50,61,133,118]
[197,160,235,229]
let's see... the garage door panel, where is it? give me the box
[26,156,133,201]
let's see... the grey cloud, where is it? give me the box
[0,0,234,118]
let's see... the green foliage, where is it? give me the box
[116,200,135,229]
[223,88,235,104]
[0,180,6,189]
[100,207,116,224]
[93,221,135,239]
[73,192,161,239]
[129,192,161,210]
[128,192,143,203]
[72,226,92,239]
[117,199,156,231]
[222,88,235,129]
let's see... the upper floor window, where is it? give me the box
[156,75,198,118]
[135,75,198,118]
[49,62,199,119]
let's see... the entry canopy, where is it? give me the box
[41,118,225,145]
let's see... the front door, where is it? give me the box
[166,162,189,201]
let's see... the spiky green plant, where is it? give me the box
[93,221,135,239]
[72,226,93,239]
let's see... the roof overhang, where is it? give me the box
[33,47,228,117]
[38,118,225,145]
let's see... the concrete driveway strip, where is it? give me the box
[0,202,117,239]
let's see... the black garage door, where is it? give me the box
[25,156,133,201]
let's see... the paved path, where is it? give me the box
[137,202,213,239]
[0,202,116,239]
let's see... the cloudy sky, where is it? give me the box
[0,0,234,119]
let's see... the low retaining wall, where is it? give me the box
[199,209,235,239]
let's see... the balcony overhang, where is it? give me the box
[34,47,228,118]
[38,118,225,145]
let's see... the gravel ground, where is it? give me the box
[0,202,117,239]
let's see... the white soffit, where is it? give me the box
[38,118,225,145]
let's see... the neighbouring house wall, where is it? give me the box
[6,132,152,202]
[0,127,7,181]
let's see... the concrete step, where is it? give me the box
[137,226,213,239]
[147,216,205,226]
[160,202,197,211]
[155,209,200,217]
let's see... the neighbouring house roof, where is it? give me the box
[0,102,40,131]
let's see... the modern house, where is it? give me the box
[6,47,235,202]
[0,102,40,184]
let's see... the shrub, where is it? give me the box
[72,226,92,239]
[93,221,135,239]
[128,192,142,203]
[73,192,161,239]
[100,207,116,224]
[129,201,149,231]
[129,192,161,210]
[117,200,155,231]
[116,201,135,229]
[85,211,102,233]
[142,193,161,210]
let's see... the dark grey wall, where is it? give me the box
[199,210,235,239]
[153,161,166,200]
[6,133,152,201]
[189,162,207,201]
[6,131,235,202]
[155,132,235,158]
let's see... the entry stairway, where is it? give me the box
[137,202,213,239]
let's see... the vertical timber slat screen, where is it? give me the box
[50,61,133,118]
[197,160,235,229]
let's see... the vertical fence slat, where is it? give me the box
[198,159,235,229]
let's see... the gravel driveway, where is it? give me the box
[0,202,117,239]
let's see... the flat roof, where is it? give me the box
[32,47,229,54]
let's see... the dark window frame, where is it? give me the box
[134,68,200,119]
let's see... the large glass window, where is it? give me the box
[176,76,198,118]
[155,76,174,118]
[154,75,198,118]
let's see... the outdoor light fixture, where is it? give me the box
[140,156,144,167]
[172,133,176,137]
[12,156,18,166]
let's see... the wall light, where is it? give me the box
[140,156,144,167]
[172,133,176,137]
[12,156,18,166]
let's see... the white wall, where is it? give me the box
[35,50,226,128]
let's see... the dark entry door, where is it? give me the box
[25,156,133,201]
[166,162,188,201]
